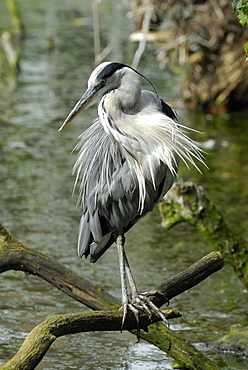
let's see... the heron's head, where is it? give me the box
[59,62,135,131]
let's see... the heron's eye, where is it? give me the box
[101,79,107,85]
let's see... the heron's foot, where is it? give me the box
[119,291,169,340]
[132,291,170,325]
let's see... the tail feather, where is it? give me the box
[78,211,115,262]
[78,214,91,258]
[89,233,114,263]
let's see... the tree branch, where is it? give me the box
[0,224,118,311]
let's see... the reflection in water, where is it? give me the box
[0,1,247,369]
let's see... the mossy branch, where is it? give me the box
[159,182,248,287]
[0,309,180,370]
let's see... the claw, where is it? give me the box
[120,302,128,332]
[143,297,168,325]
[120,302,140,340]
[119,292,168,339]
[133,292,169,326]
[141,290,170,306]
[135,296,153,318]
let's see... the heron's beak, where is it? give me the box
[58,86,98,131]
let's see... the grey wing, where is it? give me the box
[74,120,137,262]
[80,161,139,263]
[74,120,174,263]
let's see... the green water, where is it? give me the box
[0,1,248,369]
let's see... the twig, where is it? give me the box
[132,1,153,69]
[1,31,20,72]
[92,0,101,65]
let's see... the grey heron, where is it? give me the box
[59,62,205,334]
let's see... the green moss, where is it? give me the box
[212,325,248,357]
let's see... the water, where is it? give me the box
[0,1,248,369]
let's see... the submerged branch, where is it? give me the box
[1,31,20,73]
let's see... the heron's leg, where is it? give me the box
[116,235,139,332]
[123,249,168,323]
[116,235,128,317]
[122,250,139,300]
[123,251,154,318]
